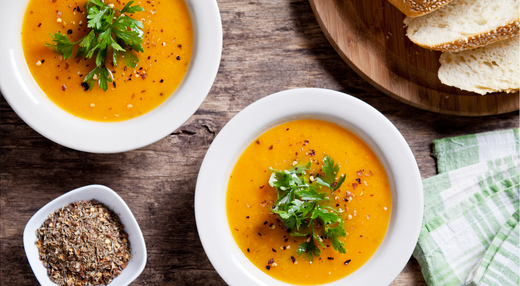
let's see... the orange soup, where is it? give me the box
[227,120,392,285]
[22,0,192,121]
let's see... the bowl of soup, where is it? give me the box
[195,88,423,285]
[0,0,222,153]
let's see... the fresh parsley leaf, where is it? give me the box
[269,156,348,260]
[316,155,346,192]
[46,0,145,91]
[45,33,75,59]
[122,50,139,68]
[297,240,320,258]
[327,223,347,254]
[121,0,145,14]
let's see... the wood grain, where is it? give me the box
[309,0,520,116]
[1,0,518,285]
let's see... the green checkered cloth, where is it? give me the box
[466,212,519,286]
[413,129,520,286]
[432,129,519,173]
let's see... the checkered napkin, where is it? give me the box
[413,129,520,286]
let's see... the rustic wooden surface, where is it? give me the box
[309,0,520,116]
[1,0,518,285]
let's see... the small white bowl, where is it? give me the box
[23,185,147,286]
[195,88,423,286]
[0,0,222,153]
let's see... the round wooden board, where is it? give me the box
[309,0,519,116]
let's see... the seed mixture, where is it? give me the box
[36,200,131,286]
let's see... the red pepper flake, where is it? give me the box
[258,233,262,236]
[357,170,363,176]
[247,248,250,252]
[159,79,164,83]
[37,23,42,27]
[263,221,268,225]
[369,170,373,176]
[284,238,289,243]
[356,178,361,184]
[176,55,181,60]
[343,198,348,202]
[269,145,273,150]
[308,149,315,156]
[352,183,357,190]
[303,140,309,146]
[259,185,264,189]
[286,128,289,131]
[255,140,260,144]
[291,256,296,263]
[268,259,274,264]
[344,259,351,266]
[246,216,250,219]
[113,82,116,88]
[62,84,67,91]
[272,248,277,252]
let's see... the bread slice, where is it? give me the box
[388,0,455,17]
[438,35,519,95]
[404,0,520,52]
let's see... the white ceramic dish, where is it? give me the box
[195,88,423,286]
[0,0,222,153]
[23,185,147,286]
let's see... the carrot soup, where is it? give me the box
[22,0,192,121]
[227,119,392,285]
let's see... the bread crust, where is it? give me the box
[407,20,520,52]
[388,0,454,17]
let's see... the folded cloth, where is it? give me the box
[414,128,520,286]
[466,212,519,286]
[422,155,518,223]
[432,129,519,173]
[414,186,519,286]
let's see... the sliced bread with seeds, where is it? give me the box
[388,0,455,17]
[404,0,519,52]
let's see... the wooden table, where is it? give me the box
[1,0,518,285]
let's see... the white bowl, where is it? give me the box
[23,185,147,286]
[195,88,423,286]
[0,0,222,153]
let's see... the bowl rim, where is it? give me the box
[23,184,147,286]
[194,88,424,286]
[0,0,222,153]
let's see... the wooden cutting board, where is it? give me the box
[309,0,519,116]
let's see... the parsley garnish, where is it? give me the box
[46,0,144,91]
[269,155,347,259]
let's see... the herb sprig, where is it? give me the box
[46,0,145,91]
[269,155,347,259]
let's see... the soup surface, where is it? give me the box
[22,0,192,121]
[227,119,392,285]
